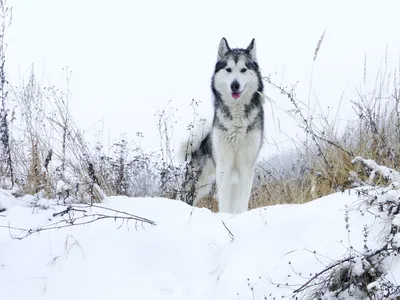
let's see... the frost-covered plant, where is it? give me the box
[0,0,13,188]
[286,159,400,300]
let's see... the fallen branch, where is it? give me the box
[1,204,156,240]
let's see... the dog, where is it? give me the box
[180,37,265,214]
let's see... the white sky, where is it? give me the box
[5,0,400,160]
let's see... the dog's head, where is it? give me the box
[212,38,263,102]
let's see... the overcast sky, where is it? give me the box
[5,0,400,161]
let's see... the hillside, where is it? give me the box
[1,181,399,299]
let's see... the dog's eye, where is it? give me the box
[241,68,247,73]
[226,68,232,73]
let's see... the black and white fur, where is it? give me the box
[180,37,264,214]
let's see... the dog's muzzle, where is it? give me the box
[231,80,241,99]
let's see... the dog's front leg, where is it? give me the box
[215,163,233,213]
[213,130,233,213]
[237,166,255,213]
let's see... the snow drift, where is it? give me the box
[0,183,399,299]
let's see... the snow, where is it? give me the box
[352,257,367,277]
[367,281,380,291]
[352,156,400,183]
[393,233,400,244]
[0,188,398,299]
[56,180,67,194]
[393,215,400,227]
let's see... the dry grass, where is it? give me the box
[247,54,400,209]
[196,196,219,212]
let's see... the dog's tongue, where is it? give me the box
[232,92,241,99]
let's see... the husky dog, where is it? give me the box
[180,37,264,214]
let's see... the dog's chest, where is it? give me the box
[224,126,247,146]
[216,115,260,149]
[213,127,261,166]
[216,104,259,146]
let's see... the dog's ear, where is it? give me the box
[218,37,231,61]
[246,38,257,62]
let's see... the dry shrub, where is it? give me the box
[9,68,106,202]
[248,53,400,209]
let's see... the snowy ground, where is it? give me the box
[0,188,398,299]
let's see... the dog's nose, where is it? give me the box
[231,80,240,92]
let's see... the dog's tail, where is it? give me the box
[177,120,212,164]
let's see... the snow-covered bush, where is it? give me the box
[280,160,400,300]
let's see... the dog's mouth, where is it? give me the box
[231,92,241,99]
[231,85,245,99]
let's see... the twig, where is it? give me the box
[263,77,332,170]
[52,206,87,217]
[222,220,234,242]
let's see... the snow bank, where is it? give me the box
[0,188,398,299]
